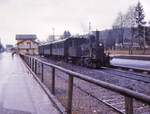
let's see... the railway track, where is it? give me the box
[56,70,150,114]
[25,56,150,114]
[97,67,150,83]
[111,64,150,74]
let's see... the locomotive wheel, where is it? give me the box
[84,58,96,68]
[80,58,85,66]
[84,58,91,67]
[95,64,101,68]
[91,63,97,69]
[64,58,68,63]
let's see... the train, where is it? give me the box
[39,32,110,68]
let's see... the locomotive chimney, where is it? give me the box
[95,30,99,43]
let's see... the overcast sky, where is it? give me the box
[0,0,150,45]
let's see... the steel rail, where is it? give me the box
[96,67,150,83]
[111,64,150,74]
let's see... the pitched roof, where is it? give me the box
[16,34,37,40]
[16,40,39,45]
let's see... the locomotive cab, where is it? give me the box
[90,42,105,67]
[83,34,110,68]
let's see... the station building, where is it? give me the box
[16,34,39,55]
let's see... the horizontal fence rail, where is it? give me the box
[20,54,150,114]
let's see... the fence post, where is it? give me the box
[33,59,34,72]
[34,59,37,74]
[41,63,44,82]
[29,57,30,67]
[125,96,133,114]
[30,57,32,68]
[27,57,28,64]
[32,58,34,71]
[30,58,32,69]
[67,75,74,114]
[51,67,55,94]
[37,62,39,76]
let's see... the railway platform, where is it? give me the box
[0,52,60,114]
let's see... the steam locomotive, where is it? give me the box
[39,32,110,68]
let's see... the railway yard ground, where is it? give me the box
[32,55,150,114]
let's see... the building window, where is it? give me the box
[27,42,31,48]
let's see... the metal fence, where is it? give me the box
[20,55,150,114]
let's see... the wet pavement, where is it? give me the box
[0,52,60,114]
[111,58,150,69]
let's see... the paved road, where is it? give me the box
[111,58,150,69]
[0,52,60,114]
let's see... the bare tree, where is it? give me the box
[124,6,136,54]
[112,12,125,48]
[124,6,136,27]
[47,35,55,42]
[113,1,146,54]
[105,30,116,50]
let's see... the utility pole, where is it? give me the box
[52,27,55,41]
[89,21,91,34]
